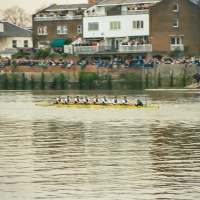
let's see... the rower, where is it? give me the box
[135,99,143,106]
[74,95,82,104]
[93,95,101,104]
[112,96,121,105]
[56,95,62,104]
[102,95,111,105]
[83,96,92,104]
[64,96,72,104]
[122,96,131,105]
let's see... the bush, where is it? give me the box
[49,52,61,59]
[36,49,50,59]
[65,37,73,45]
[12,53,23,59]
[168,47,182,58]
[62,53,68,58]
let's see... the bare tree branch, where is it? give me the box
[2,6,32,27]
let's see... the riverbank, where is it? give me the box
[0,63,128,73]
[0,64,199,90]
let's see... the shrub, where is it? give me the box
[12,53,23,59]
[49,52,61,59]
[62,53,68,58]
[65,37,73,45]
[36,49,50,59]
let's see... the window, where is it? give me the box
[88,22,99,31]
[12,40,17,48]
[24,40,28,48]
[171,36,182,45]
[173,3,179,12]
[110,21,121,30]
[173,19,179,27]
[133,21,144,29]
[38,41,50,49]
[57,26,67,34]
[77,25,82,34]
[38,26,47,35]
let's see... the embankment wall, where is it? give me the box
[0,64,199,90]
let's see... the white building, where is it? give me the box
[0,21,33,57]
[76,0,160,54]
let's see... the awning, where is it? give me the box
[51,39,65,47]
[84,37,104,41]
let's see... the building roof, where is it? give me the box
[97,0,161,6]
[0,21,32,37]
[97,0,200,6]
[45,4,92,12]
[190,0,200,6]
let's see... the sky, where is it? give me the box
[0,0,88,14]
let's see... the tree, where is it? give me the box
[2,6,32,27]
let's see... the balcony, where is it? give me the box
[119,44,152,52]
[74,46,99,53]
[84,10,149,17]
[34,15,82,21]
[74,44,152,54]
[170,44,184,51]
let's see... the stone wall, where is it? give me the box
[0,64,199,90]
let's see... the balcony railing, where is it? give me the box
[125,10,149,15]
[74,44,152,54]
[84,10,149,17]
[170,44,184,51]
[34,15,82,21]
[74,46,98,53]
[119,44,152,52]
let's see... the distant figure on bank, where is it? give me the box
[192,73,200,84]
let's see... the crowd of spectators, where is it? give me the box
[121,39,149,45]
[127,3,156,11]
[0,57,77,69]
[74,39,98,47]
[34,12,71,19]
[157,56,200,65]
[0,56,200,69]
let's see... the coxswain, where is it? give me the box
[56,96,62,104]
[64,96,72,104]
[102,96,111,105]
[135,99,143,106]
[122,96,131,105]
[74,95,81,104]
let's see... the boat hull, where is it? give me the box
[36,103,159,109]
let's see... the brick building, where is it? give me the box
[32,2,93,52]
[150,0,200,56]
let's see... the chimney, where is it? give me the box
[88,0,95,4]
[0,22,4,32]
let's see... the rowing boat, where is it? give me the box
[36,103,159,109]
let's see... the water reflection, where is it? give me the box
[0,90,200,199]
[148,122,200,199]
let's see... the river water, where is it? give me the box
[0,90,200,200]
